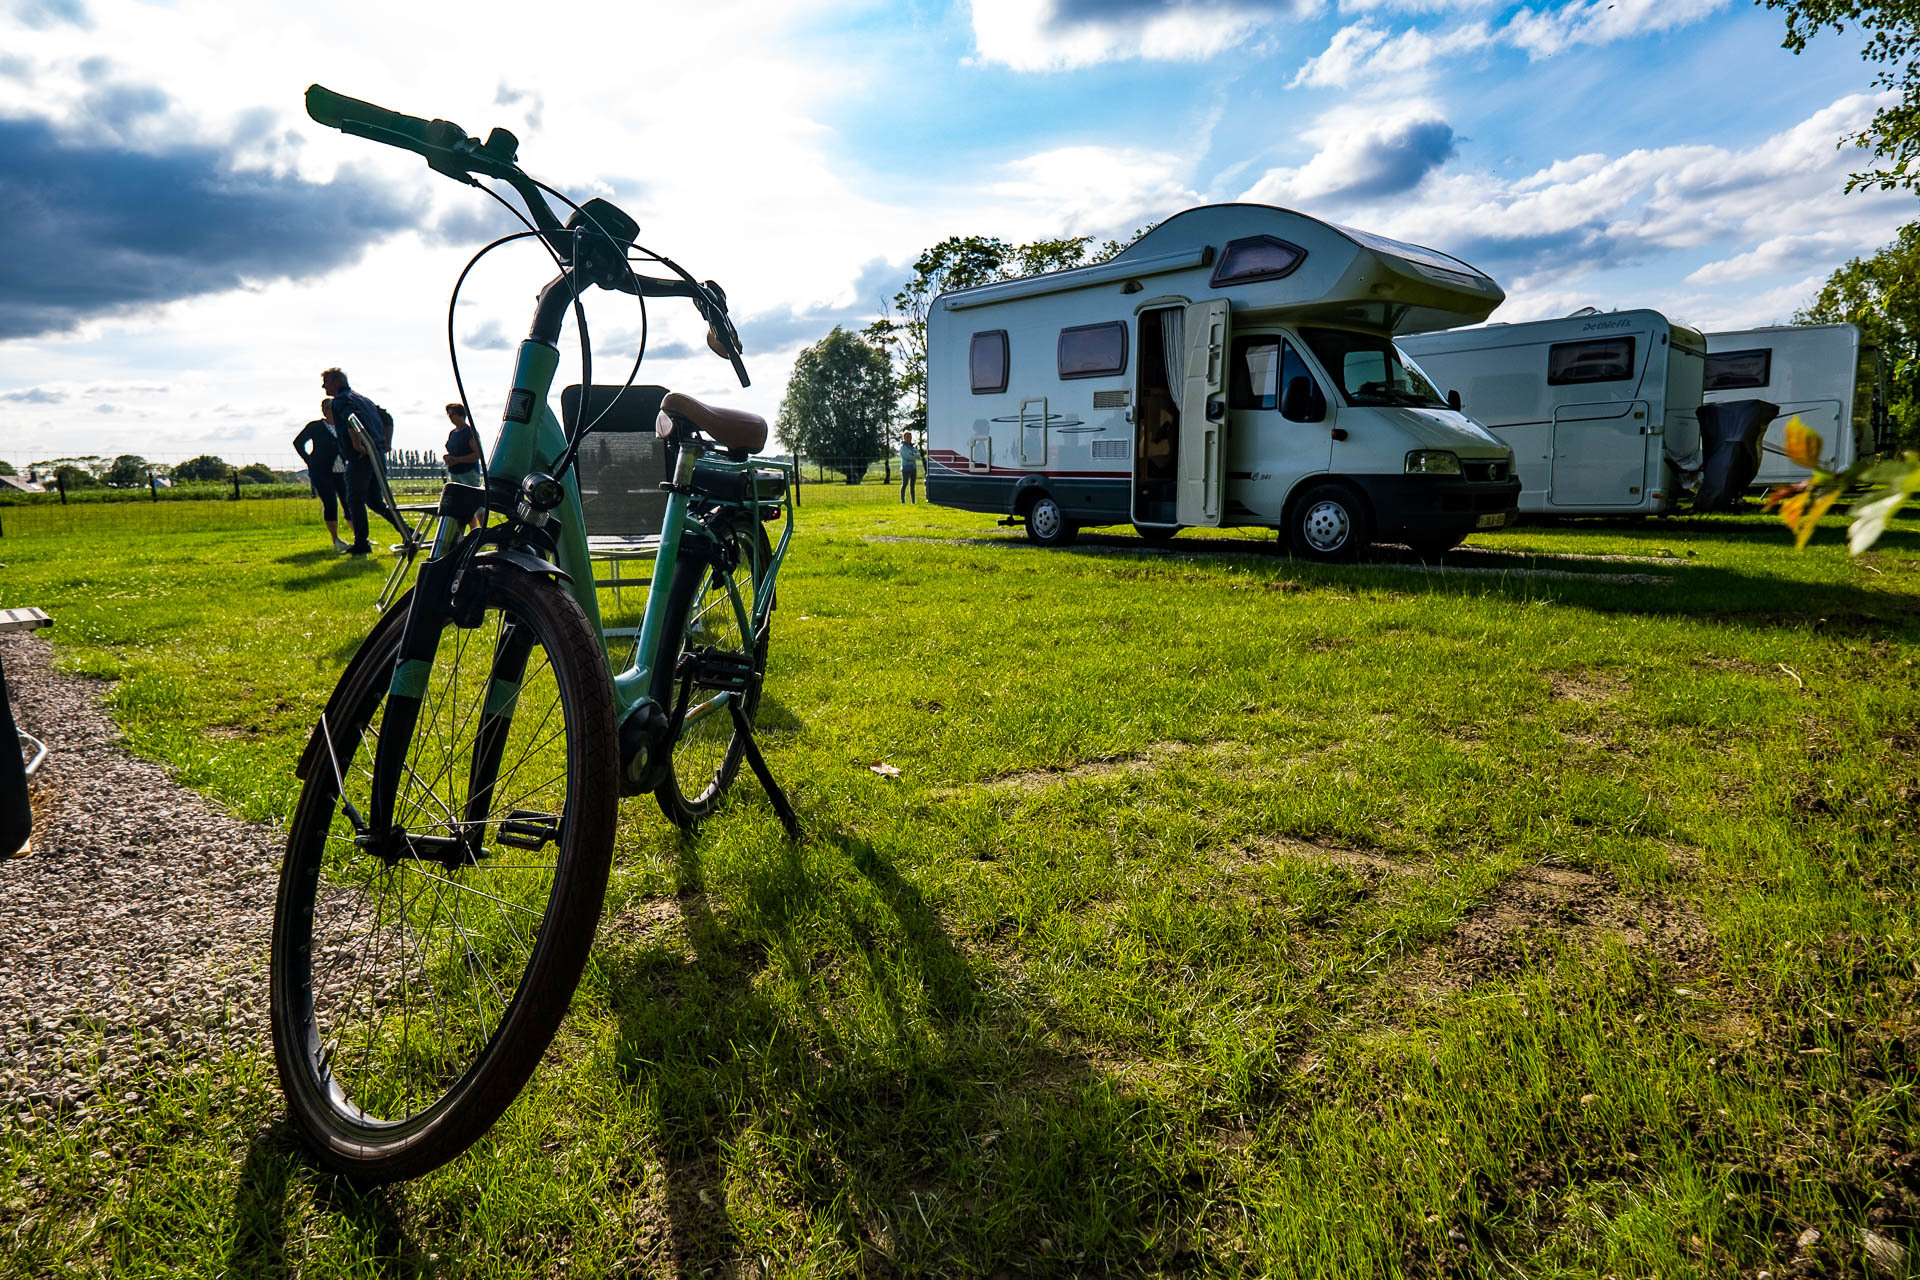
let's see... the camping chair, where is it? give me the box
[562,385,672,639]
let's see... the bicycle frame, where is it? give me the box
[356,318,793,852]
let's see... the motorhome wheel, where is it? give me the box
[1133,523,1179,546]
[1289,484,1370,562]
[1024,494,1076,546]
[1406,533,1463,561]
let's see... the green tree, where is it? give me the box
[0,460,15,476]
[1797,222,1920,444]
[1766,0,1920,190]
[864,227,1154,433]
[173,455,232,483]
[238,463,278,485]
[53,464,99,490]
[775,327,897,483]
[105,454,149,487]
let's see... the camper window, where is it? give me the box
[970,331,1009,394]
[1058,322,1128,379]
[1230,336,1327,421]
[1703,348,1771,392]
[1546,338,1636,386]
[1299,328,1446,409]
[1210,235,1307,288]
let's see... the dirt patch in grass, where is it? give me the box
[1237,834,1430,884]
[1546,670,1630,705]
[1410,864,1711,994]
[944,740,1264,797]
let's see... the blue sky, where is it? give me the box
[0,0,1910,469]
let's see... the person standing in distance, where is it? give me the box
[321,367,406,554]
[442,402,486,530]
[293,409,351,552]
[899,429,921,504]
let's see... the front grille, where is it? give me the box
[1463,461,1508,483]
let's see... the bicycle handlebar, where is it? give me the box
[306,83,749,386]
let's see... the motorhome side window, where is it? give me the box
[1230,336,1326,421]
[1703,348,1771,392]
[1058,322,1128,379]
[1210,235,1307,287]
[970,331,1009,394]
[1546,338,1636,386]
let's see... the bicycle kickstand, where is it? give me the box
[730,701,801,840]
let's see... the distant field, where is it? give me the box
[1,487,1915,1277]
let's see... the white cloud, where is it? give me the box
[1294,0,1731,87]
[1257,94,1910,327]
[968,0,1312,72]
[991,145,1202,236]
[1240,104,1458,203]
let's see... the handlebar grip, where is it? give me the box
[306,85,429,139]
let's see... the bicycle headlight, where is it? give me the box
[520,472,565,512]
[1405,450,1462,476]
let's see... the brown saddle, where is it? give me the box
[662,392,767,454]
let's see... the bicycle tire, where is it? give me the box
[654,512,772,828]
[270,566,618,1182]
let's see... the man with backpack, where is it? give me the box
[320,367,407,555]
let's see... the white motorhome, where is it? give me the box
[1398,310,1707,515]
[923,204,1522,560]
[1704,324,1891,487]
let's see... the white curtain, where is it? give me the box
[1159,308,1184,397]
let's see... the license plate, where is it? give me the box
[1476,512,1508,529]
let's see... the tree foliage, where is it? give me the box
[173,455,232,483]
[238,463,279,485]
[52,464,99,490]
[1797,222,1920,444]
[864,226,1152,433]
[1766,0,1920,190]
[0,460,15,476]
[775,327,897,483]
[105,454,149,487]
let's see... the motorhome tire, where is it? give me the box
[1133,523,1179,545]
[1289,484,1370,562]
[1024,494,1076,547]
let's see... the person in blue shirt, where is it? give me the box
[321,367,407,554]
[899,430,921,503]
[442,402,486,529]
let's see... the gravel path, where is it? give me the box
[0,633,279,1130]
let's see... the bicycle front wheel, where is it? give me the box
[270,567,618,1182]
[655,513,772,828]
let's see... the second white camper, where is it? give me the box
[1704,323,1891,488]
[923,204,1522,560]
[1398,310,1707,515]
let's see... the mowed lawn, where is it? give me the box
[1,486,1916,1277]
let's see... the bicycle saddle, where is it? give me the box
[662,392,767,453]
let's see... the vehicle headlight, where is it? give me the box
[1405,450,1462,475]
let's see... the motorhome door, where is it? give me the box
[1178,299,1229,527]
[1549,400,1652,507]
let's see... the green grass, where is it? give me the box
[2,490,1917,1276]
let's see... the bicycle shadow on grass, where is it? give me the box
[223,1120,431,1278]
[601,824,1199,1274]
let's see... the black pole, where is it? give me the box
[57,475,66,505]
[149,471,158,502]
[231,470,240,500]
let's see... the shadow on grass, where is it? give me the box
[604,826,1198,1274]
[224,1121,429,1278]
[277,557,388,594]
[273,547,346,567]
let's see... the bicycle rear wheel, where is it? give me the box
[655,513,772,828]
[270,567,618,1182]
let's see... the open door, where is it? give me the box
[1177,299,1229,527]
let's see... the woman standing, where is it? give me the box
[443,403,486,528]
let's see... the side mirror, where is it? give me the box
[1447,388,1463,412]
[1282,376,1316,422]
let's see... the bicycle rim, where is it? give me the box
[271,568,617,1180]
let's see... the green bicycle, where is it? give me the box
[270,86,798,1183]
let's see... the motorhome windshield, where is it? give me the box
[1299,328,1448,409]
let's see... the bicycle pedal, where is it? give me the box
[497,809,561,851]
[678,647,754,694]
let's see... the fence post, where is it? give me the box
[57,475,66,505]
[231,470,240,501]
[149,471,159,502]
